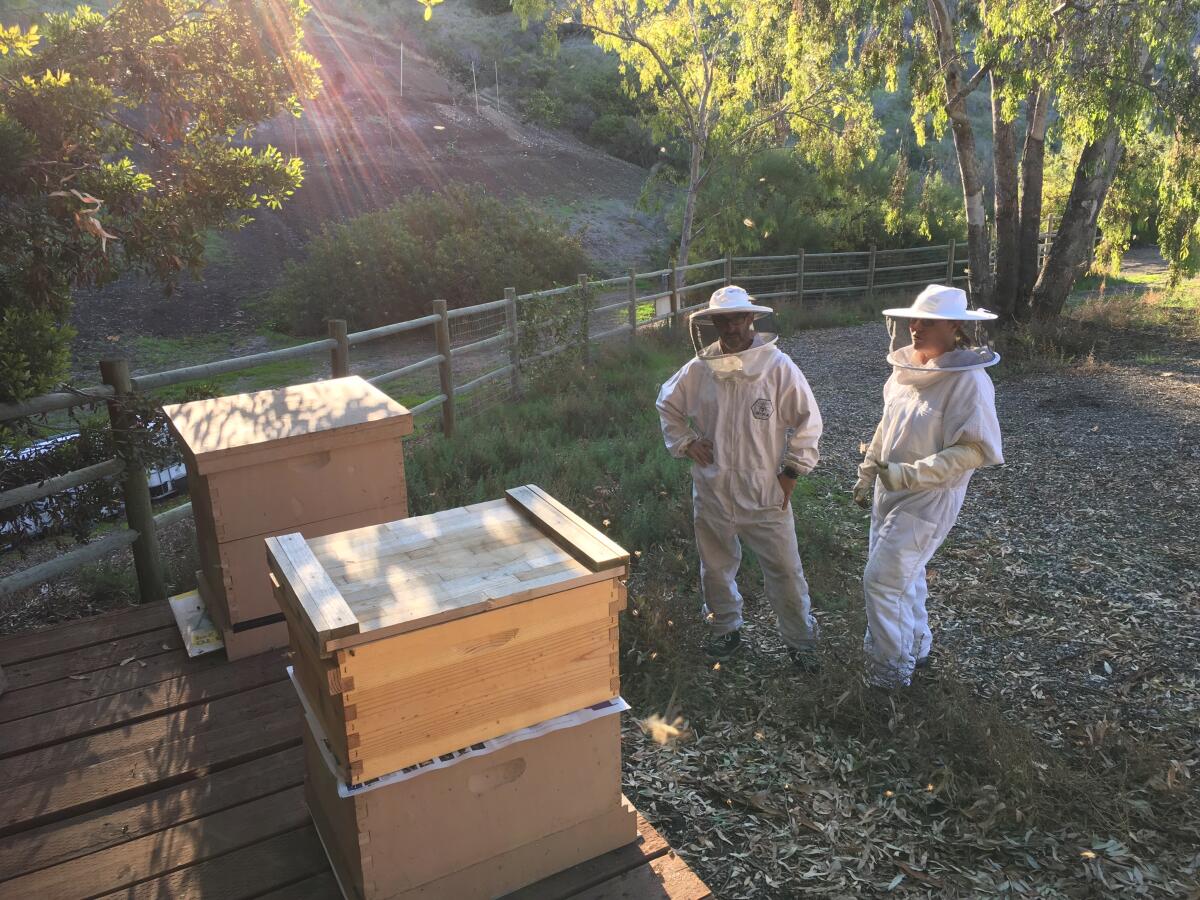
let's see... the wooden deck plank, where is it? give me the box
[502,814,670,900]
[0,677,295,783]
[0,601,711,900]
[0,746,303,881]
[0,787,308,898]
[255,872,342,900]
[0,642,227,724]
[0,704,301,835]
[0,626,182,691]
[0,603,174,666]
[0,648,290,758]
[93,825,330,900]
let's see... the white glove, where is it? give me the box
[877,443,987,492]
[858,455,885,481]
[852,476,873,508]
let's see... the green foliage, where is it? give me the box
[1157,132,1200,283]
[516,280,589,377]
[1094,130,1168,270]
[0,0,320,404]
[689,148,963,258]
[267,184,589,334]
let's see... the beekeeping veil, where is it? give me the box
[689,286,780,380]
[882,284,1000,371]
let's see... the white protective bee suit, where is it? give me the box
[858,286,1003,687]
[657,314,823,650]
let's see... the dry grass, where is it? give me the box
[997,280,1200,376]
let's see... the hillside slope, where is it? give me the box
[68,7,659,371]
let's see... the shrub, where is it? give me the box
[588,113,656,167]
[266,184,590,335]
[520,88,566,127]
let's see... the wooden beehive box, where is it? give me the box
[301,698,634,900]
[267,485,629,786]
[164,377,413,657]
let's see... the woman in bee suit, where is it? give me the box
[657,286,823,669]
[854,284,1003,688]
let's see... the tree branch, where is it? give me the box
[946,62,991,110]
[577,19,699,140]
[727,103,794,146]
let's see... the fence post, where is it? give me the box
[504,287,521,398]
[723,253,732,286]
[668,260,680,336]
[796,249,805,307]
[946,238,956,283]
[577,274,591,366]
[433,299,456,438]
[866,243,877,301]
[327,318,349,378]
[99,358,166,605]
[627,269,638,342]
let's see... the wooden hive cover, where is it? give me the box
[267,485,629,657]
[163,376,413,475]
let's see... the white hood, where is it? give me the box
[697,333,780,380]
[886,345,999,385]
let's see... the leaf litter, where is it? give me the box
[619,323,1199,897]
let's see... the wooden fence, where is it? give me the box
[0,236,1044,604]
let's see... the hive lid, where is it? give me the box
[266,485,629,656]
[163,376,413,474]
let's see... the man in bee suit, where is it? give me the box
[657,286,823,670]
[854,284,1004,688]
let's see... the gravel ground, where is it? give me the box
[781,322,1200,752]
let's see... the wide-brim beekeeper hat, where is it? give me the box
[882,283,1000,369]
[689,285,773,322]
[882,284,998,321]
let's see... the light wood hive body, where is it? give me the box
[269,486,630,785]
[302,711,635,900]
[163,376,413,658]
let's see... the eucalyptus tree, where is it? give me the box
[514,0,873,271]
[807,0,1200,321]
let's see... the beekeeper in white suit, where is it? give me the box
[854,284,1003,688]
[657,286,823,670]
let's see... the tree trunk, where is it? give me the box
[926,0,993,307]
[676,136,703,277]
[1031,126,1123,319]
[991,74,1020,321]
[1016,86,1050,320]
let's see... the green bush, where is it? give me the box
[266,185,590,335]
[520,88,566,127]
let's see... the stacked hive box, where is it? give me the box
[267,485,637,899]
[164,377,413,659]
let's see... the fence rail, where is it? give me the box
[0,233,1052,602]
